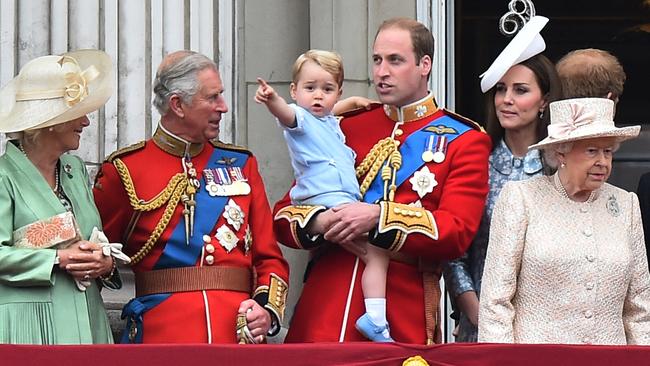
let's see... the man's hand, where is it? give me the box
[254,77,277,104]
[238,299,272,343]
[324,202,380,244]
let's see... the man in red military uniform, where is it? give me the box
[274,18,490,344]
[94,50,289,344]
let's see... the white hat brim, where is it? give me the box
[480,16,549,93]
[0,49,114,133]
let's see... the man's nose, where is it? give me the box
[216,96,229,113]
[375,61,389,77]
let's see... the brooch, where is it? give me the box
[606,195,620,217]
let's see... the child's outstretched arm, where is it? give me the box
[332,96,379,115]
[255,77,296,128]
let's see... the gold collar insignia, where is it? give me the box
[152,125,204,158]
[383,93,439,123]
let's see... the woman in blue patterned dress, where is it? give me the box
[444,16,562,342]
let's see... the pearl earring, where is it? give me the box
[560,162,566,169]
[538,109,544,119]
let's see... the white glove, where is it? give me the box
[74,227,131,291]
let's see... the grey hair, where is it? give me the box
[152,51,218,115]
[542,142,573,169]
[542,140,621,169]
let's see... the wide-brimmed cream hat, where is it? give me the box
[0,49,113,133]
[529,98,640,150]
[479,16,548,93]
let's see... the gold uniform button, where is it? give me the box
[394,140,401,147]
[205,255,214,265]
[395,129,403,136]
[205,244,215,253]
[202,235,211,243]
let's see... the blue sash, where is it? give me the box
[363,115,471,203]
[120,147,250,343]
[154,148,249,269]
[120,294,170,344]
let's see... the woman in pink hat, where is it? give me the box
[0,50,124,344]
[478,97,650,344]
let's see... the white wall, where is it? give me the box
[0,0,237,172]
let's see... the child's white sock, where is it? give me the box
[365,298,387,326]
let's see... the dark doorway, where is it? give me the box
[455,0,650,190]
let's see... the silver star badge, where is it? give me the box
[409,166,438,198]
[223,199,245,231]
[215,225,239,253]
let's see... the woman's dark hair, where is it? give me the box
[484,54,563,151]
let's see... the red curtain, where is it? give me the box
[3,342,649,366]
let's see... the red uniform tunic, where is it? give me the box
[94,127,289,343]
[274,95,490,344]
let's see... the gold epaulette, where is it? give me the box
[274,205,327,229]
[378,201,438,252]
[442,109,486,133]
[209,140,252,155]
[105,141,146,162]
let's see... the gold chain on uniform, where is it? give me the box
[356,137,402,201]
[113,158,188,264]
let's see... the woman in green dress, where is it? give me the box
[0,49,119,344]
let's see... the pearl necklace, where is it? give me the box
[553,172,596,203]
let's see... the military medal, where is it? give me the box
[203,167,250,196]
[215,225,239,253]
[409,165,438,198]
[422,135,435,163]
[227,167,251,196]
[432,136,447,163]
[203,169,221,196]
[223,199,245,231]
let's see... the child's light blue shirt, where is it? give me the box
[282,104,361,207]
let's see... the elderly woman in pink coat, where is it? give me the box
[479,97,650,345]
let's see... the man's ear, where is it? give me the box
[168,95,185,118]
[419,55,432,78]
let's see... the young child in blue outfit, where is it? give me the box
[255,49,393,342]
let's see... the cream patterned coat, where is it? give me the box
[478,174,650,345]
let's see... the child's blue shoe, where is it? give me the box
[355,313,394,342]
